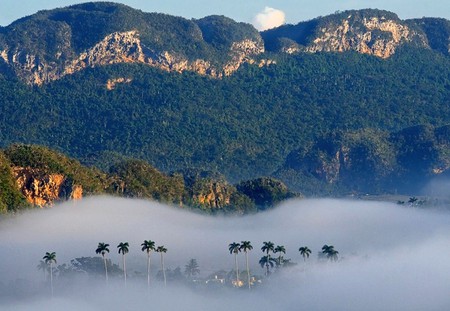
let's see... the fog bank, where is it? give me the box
[1,197,449,310]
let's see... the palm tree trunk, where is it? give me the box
[50,262,54,298]
[161,253,166,287]
[147,253,151,288]
[245,251,251,290]
[123,254,127,287]
[103,255,109,284]
[234,253,239,285]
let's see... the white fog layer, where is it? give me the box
[1,197,449,310]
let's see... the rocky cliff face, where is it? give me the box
[263,10,432,58]
[193,180,233,209]
[12,167,82,207]
[305,16,427,58]
[0,30,264,85]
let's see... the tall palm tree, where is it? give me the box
[259,255,276,276]
[240,241,253,289]
[141,240,156,288]
[299,246,312,262]
[95,242,110,284]
[43,252,57,297]
[156,245,167,287]
[228,242,241,286]
[274,245,286,267]
[261,241,275,276]
[117,242,129,286]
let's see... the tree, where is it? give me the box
[141,240,156,288]
[228,242,241,286]
[43,252,57,297]
[322,244,339,262]
[298,246,312,262]
[95,242,110,284]
[184,258,200,279]
[240,241,253,289]
[117,242,129,286]
[274,245,286,267]
[259,255,276,276]
[156,245,168,287]
[261,241,275,276]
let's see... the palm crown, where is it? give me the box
[141,240,156,253]
[228,242,241,254]
[43,252,57,264]
[117,242,129,254]
[96,242,110,256]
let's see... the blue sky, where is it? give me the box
[1,0,449,27]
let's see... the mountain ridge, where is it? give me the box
[0,2,449,199]
[0,3,449,85]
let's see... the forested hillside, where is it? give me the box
[0,3,449,198]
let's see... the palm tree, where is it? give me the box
[298,246,312,262]
[274,245,286,267]
[43,252,57,297]
[322,245,339,262]
[141,240,156,288]
[95,242,110,284]
[240,241,253,289]
[228,242,241,286]
[156,245,167,287]
[117,242,129,286]
[184,259,200,279]
[261,241,275,276]
[259,255,276,276]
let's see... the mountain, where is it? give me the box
[1,4,449,85]
[0,2,263,85]
[0,2,449,199]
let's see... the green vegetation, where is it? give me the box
[1,4,449,198]
[0,144,296,213]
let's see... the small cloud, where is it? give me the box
[253,7,286,31]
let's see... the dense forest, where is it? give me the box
[0,3,449,202]
[0,144,297,213]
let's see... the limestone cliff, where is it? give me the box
[0,30,265,85]
[263,10,430,58]
[12,167,82,207]
[305,16,426,58]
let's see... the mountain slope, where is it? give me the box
[0,4,449,196]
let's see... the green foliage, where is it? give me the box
[237,177,298,210]
[4,144,107,193]
[108,159,184,204]
[0,151,27,212]
[1,5,450,198]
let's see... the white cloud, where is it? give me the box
[253,7,286,31]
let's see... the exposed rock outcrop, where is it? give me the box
[12,167,82,207]
[193,180,233,209]
[1,30,265,85]
[306,16,426,58]
[262,10,432,59]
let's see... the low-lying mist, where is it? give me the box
[1,196,449,310]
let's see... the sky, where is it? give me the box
[1,0,449,29]
[1,197,450,310]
